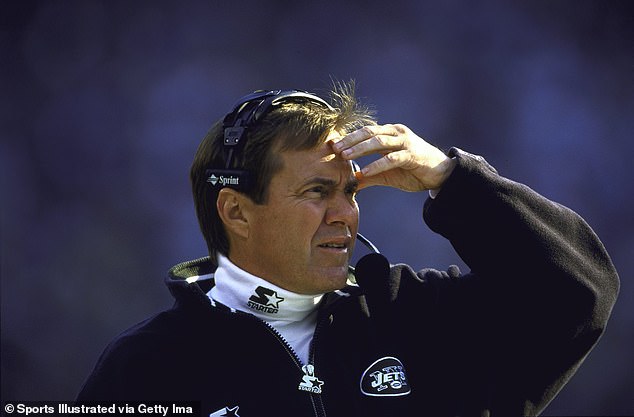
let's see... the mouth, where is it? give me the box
[318,242,347,250]
[317,237,351,253]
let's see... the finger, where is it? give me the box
[355,171,388,190]
[331,125,399,153]
[355,151,411,191]
[359,150,412,177]
[336,126,406,161]
[340,133,404,160]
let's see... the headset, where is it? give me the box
[206,89,380,255]
[205,90,333,193]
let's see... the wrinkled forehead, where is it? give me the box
[276,134,356,184]
[316,132,355,171]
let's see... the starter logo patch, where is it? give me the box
[298,364,324,394]
[209,405,240,416]
[247,286,284,313]
[360,356,411,397]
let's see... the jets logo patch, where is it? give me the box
[247,286,284,314]
[360,356,410,397]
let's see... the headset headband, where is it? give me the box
[222,90,333,148]
[206,89,333,192]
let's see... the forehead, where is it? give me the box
[277,131,353,182]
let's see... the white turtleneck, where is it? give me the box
[208,254,324,365]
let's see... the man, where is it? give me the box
[77,85,619,416]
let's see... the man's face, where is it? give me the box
[239,131,359,294]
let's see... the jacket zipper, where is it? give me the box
[247,294,342,417]
[191,272,348,417]
[259,320,327,417]
[307,313,328,417]
[243,313,326,417]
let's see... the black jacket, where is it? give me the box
[77,148,619,416]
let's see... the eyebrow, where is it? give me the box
[301,176,359,192]
[345,177,360,192]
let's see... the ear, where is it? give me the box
[216,188,251,240]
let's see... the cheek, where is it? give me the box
[257,199,328,244]
[261,207,319,244]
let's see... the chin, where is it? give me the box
[323,270,350,291]
[302,265,350,293]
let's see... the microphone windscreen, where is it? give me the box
[355,253,394,305]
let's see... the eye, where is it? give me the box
[305,186,329,198]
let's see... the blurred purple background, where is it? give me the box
[2,1,632,415]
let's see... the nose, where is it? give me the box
[325,192,358,228]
